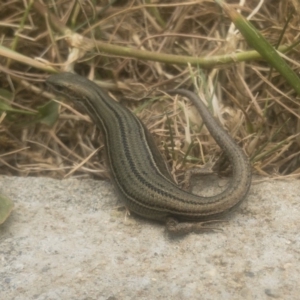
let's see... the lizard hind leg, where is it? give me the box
[166,217,226,235]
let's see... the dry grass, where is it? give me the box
[0,0,300,182]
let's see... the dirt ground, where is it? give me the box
[1,175,299,300]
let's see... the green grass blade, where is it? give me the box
[217,1,300,96]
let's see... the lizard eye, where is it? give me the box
[54,85,65,93]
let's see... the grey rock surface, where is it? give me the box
[0,175,299,300]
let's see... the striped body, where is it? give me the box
[46,73,251,224]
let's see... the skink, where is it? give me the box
[46,73,251,233]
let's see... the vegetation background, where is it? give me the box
[0,0,299,183]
